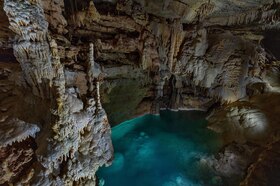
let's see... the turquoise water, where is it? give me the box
[98,110,224,186]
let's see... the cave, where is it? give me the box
[0,0,280,186]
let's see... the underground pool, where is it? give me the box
[97,110,224,186]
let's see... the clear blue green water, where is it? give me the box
[98,110,224,186]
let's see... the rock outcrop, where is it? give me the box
[0,0,279,185]
[1,0,113,185]
[207,93,280,186]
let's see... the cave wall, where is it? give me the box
[0,0,280,185]
[39,0,280,124]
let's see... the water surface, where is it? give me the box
[98,110,223,186]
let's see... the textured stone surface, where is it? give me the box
[207,93,280,185]
[0,138,35,184]
[0,0,279,185]
[200,142,259,186]
[240,140,280,186]
[1,0,113,185]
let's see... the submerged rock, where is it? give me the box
[106,153,124,173]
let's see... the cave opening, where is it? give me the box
[97,110,232,186]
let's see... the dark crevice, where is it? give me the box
[94,1,117,15]
[64,0,91,16]
[0,48,18,63]
[261,31,280,60]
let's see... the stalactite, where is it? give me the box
[4,0,53,89]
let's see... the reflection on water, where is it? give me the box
[98,110,224,186]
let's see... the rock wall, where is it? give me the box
[0,0,280,185]
[1,0,113,185]
[47,0,279,124]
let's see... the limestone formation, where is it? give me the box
[0,0,280,185]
